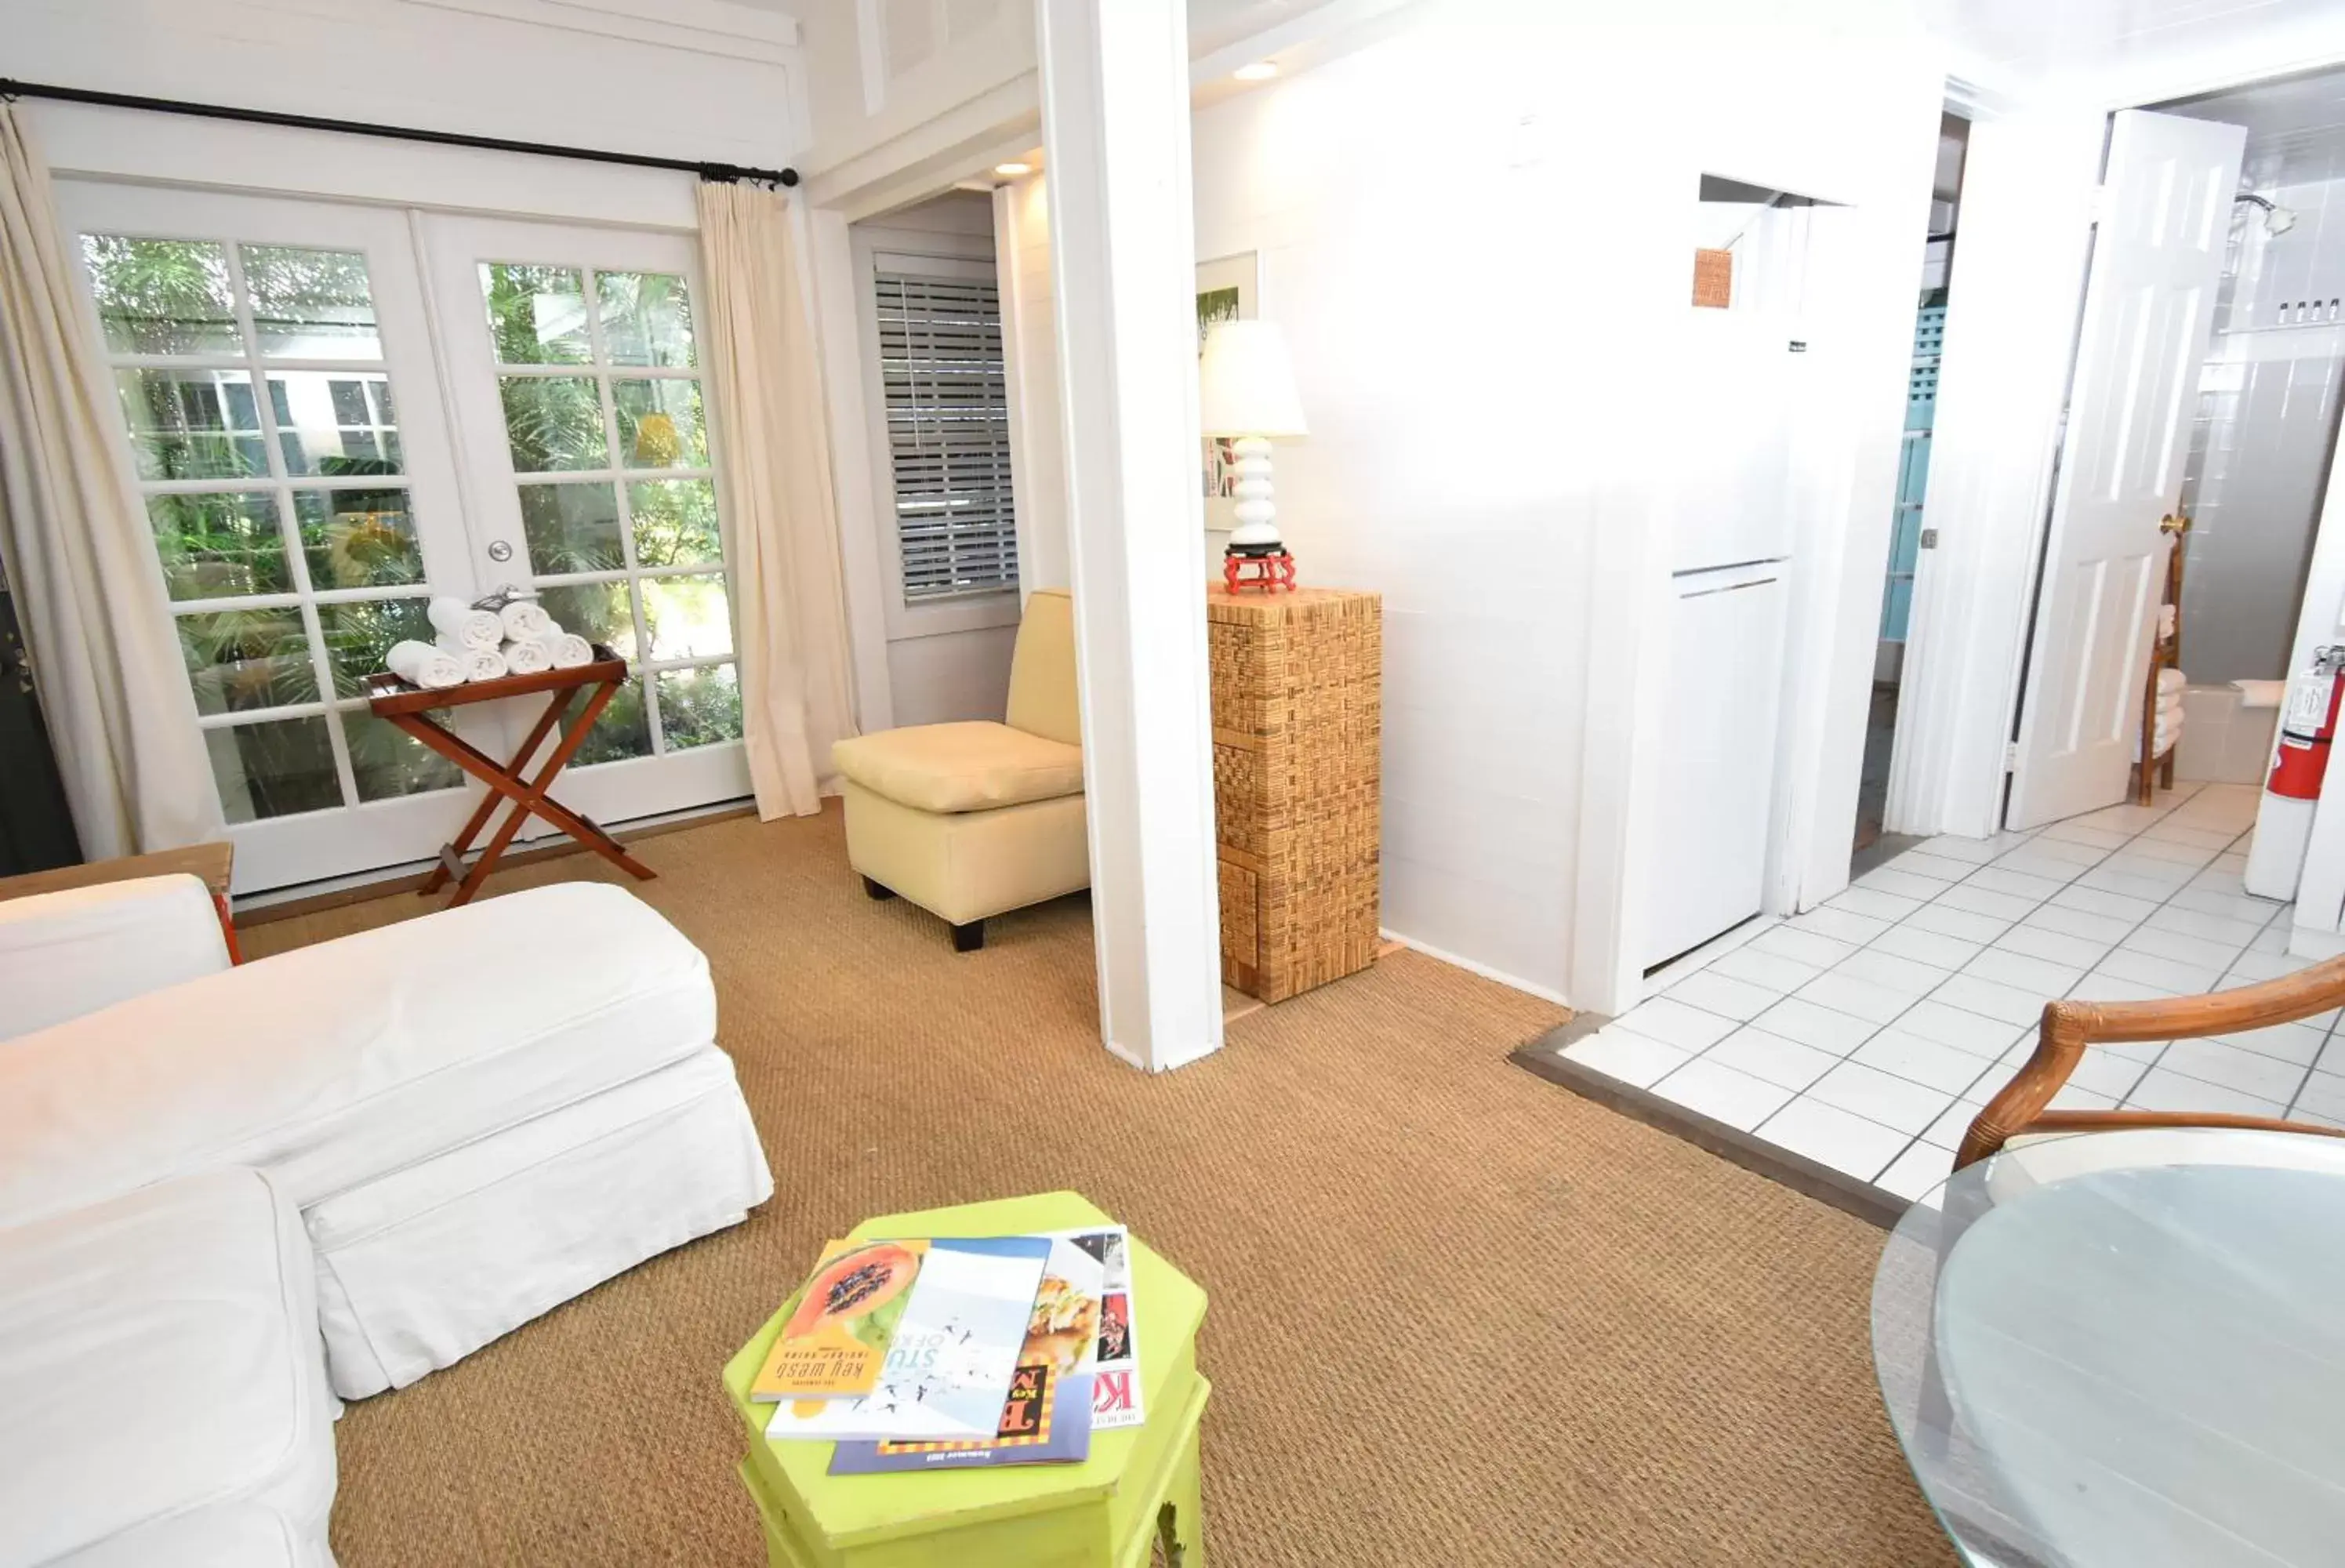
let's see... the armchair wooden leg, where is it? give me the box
[952,919,986,953]
[862,877,896,902]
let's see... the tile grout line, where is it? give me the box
[1636,784,2281,1188]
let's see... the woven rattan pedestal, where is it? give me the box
[1206,584,1381,1003]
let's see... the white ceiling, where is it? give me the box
[1925,0,2345,107]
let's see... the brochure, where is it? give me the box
[828,1231,1105,1472]
[766,1236,1052,1443]
[1060,1226,1145,1432]
[750,1238,927,1403]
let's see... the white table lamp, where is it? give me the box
[1199,319,1308,556]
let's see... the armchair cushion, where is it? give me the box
[832,720,1085,815]
[0,875,230,1043]
[1005,587,1080,746]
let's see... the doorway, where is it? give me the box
[1854,113,1968,874]
[52,182,750,894]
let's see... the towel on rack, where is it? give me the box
[437,640,508,682]
[502,637,554,676]
[428,597,502,650]
[534,626,594,670]
[387,640,465,690]
[2156,667,2187,697]
[499,599,554,642]
[2158,604,2178,640]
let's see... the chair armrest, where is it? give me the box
[0,876,231,1042]
[1956,953,2345,1168]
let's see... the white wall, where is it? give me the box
[996,173,1073,595]
[10,0,807,170]
[2179,176,2345,683]
[1178,0,1940,1004]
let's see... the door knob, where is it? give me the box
[487,541,514,562]
[2159,514,2189,535]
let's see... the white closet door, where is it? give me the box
[54,182,506,892]
[2005,111,2245,829]
[423,214,749,833]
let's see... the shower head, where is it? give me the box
[2238,192,2299,235]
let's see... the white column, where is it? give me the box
[1036,0,1225,1071]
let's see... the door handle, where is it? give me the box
[2159,513,2190,535]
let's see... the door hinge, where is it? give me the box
[2004,742,2019,771]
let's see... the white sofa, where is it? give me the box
[0,876,773,1566]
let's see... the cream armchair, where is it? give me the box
[833,589,1090,950]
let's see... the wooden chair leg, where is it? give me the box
[952,919,986,953]
[862,877,895,901]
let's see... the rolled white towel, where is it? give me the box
[2155,667,2187,696]
[454,645,508,683]
[387,639,464,691]
[428,596,502,651]
[499,599,553,642]
[539,631,594,670]
[502,637,554,676]
[2159,604,2178,638]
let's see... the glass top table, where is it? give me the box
[1871,1127,2345,1568]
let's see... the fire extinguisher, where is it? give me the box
[2245,644,2345,900]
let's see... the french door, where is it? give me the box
[56,185,748,891]
[425,216,748,829]
[56,183,506,892]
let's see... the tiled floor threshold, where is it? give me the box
[1530,782,2340,1205]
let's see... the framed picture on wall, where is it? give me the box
[1196,252,1259,535]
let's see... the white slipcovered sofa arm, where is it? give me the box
[0,875,231,1043]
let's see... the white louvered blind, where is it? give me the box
[874,270,1018,601]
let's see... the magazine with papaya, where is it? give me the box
[748,1238,929,1403]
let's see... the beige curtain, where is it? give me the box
[0,106,223,858]
[696,180,857,819]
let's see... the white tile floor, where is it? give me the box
[1562,782,2345,1203]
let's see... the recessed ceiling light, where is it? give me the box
[994,162,1032,176]
[1233,61,1279,82]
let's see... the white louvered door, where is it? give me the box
[872,253,1021,606]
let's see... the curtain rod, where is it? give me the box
[0,78,799,188]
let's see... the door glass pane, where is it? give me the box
[270,372,402,474]
[178,608,318,714]
[656,663,741,750]
[242,245,382,358]
[80,236,238,354]
[146,492,291,600]
[597,272,695,368]
[519,482,623,572]
[318,596,434,698]
[613,379,706,468]
[116,368,267,478]
[500,376,607,471]
[345,710,462,800]
[207,717,340,822]
[640,574,733,660]
[629,479,721,567]
[296,488,423,589]
[535,581,637,658]
[481,263,592,365]
[572,676,653,764]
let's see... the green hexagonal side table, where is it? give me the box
[721,1192,1209,1567]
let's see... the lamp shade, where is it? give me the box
[1198,319,1308,439]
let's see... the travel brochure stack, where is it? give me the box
[751,1228,1143,1474]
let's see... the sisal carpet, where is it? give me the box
[244,806,1955,1566]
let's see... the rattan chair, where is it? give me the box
[1957,953,2345,1169]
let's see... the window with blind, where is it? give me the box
[873,267,1018,601]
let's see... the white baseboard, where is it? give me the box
[1378,929,1571,1007]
